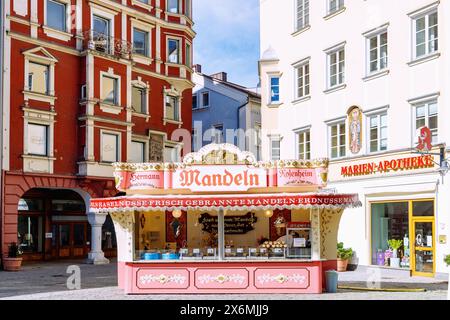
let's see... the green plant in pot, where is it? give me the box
[3,242,23,271]
[387,239,403,268]
[444,255,450,267]
[337,242,353,272]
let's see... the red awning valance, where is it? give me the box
[90,193,361,213]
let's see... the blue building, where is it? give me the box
[192,65,262,159]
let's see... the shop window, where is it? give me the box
[18,199,44,211]
[102,215,117,251]
[51,199,85,212]
[18,215,44,254]
[371,202,409,267]
[412,201,434,217]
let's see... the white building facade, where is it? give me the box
[260,0,450,277]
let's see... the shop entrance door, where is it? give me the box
[53,222,90,259]
[411,220,435,277]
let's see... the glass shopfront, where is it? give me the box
[134,210,313,261]
[371,199,435,276]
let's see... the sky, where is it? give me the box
[193,0,260,89]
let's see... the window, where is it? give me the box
[18,215,44,254]
[297,130,311,160]
[212,125,224,144]
[368,113,388,153]
[328,0,344,14]
[165,95,180,121]
[28,62,49,94]
[186,43,192,67]
[167,0,179,13]
[132,86,146,113]
[133,29,149,56]
[202,92,209,107]
[101,132,120,163]
[164,146,179,162]
[295,62,310,98]
[327,48,345,88]
[168,39,180,64]
[192,94,198,109]
[270,137,281,161]
[130,141,145,163]
[102,75,118,105]
[367,31,388,74]
[295,0,309,31]
[413,11,438,59]
[93,15,111,53]
[414,100,438,144]
[47,0,66,31]
[185,0,192,18]
[254,124,262,161]
[270,76,280,103]
[330,122,346,159]
[28,124,49,156]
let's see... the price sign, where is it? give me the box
[294,238,306,248]
[237,248,244,253]
[180,248,188,255]
[207,248,215,255]
[260,248,267,254]
[249,248,257,253]
[225,248,232,254]
[193,248,200,254]
[273,248,283,254]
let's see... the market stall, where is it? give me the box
[90,144,361,294]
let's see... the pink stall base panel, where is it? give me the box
[123,262,323,294]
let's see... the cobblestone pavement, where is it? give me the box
[0,260,448,300]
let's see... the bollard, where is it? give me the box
[325,270,339,293]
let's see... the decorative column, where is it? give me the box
[86,212,110,265]
[218,209,225,261]
[311,208,321,261]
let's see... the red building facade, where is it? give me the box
[1,0,194,265]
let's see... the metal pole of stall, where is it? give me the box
[218,208,225,261]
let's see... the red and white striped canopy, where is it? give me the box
[90,193,361,213]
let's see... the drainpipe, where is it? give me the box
[237,97,249,150]
[0,0,5,262]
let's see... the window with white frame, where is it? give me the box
[101,132,120,163]
[367,31,388,74]
[295,0,309,31]
[47,0,67,31]
[130,141,145,163]
[186,43,192,67]
[185,0,192,18]
[414,100,438,144]
[413,10,438,59]
[270,137,281,161]
[132,86,147,113]
[93,15,111,53]
[167,0,179,14]
[192,94,198,109]
[328,0,344,14]
[295,62,310,99]
[165,95,180,121]
[101,75,119,105]
[327,47,345,88]
[27,124,49,156]
[133,28,149,56]
[168,39,181,64]
[269,76,280,104]
[164,145,180,162]
[297,130,311,160]
[329,122,346,159]
[368,113,388,153]
[28,62,50,95]
[212,125,224,144]
[202,92,210,108]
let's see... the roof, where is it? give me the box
[197,72,261,100]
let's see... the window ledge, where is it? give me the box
[291,25,311,37]
[324,7,346,20]
[165,62,183,68]
[292,96,311,105]
[267,102,283,108]
[23,90,57,105]
[363,69,390,82]
[193,106,210,111]
[132,54,153,66]
[42,26,72,42]
[408,52,441,67]
[22,154,56,160]
[99,103,123,115]
[131,0,153,11]
[132,112,151,121]
[163,118,183,128]
[324,83,347,94]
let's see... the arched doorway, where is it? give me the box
[17,188,117,261]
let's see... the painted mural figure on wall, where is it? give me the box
[348,107,362,154]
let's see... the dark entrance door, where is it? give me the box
[52,222,90,259]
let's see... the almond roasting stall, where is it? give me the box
[90,144,361,294]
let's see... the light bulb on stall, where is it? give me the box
[265,209,274,218]
[172,209,182,218]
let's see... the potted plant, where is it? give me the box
[3,242,23,271]
[444,254,450,267]
[387,239,403,268]
[337,242,353,272]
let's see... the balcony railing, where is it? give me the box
[83,30,133,59]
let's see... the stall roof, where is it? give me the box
[90,193,361,213]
